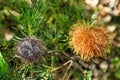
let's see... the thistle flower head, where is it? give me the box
[13,37,44,61]
[69,23,109,62]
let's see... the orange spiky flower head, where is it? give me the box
[69,22,109,62]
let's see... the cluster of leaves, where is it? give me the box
[0,52,8,79]
[0,0,86,80]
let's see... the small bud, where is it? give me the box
[13,37,44,61]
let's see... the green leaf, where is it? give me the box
[115,71,120,79]
[0,52,8,77]
[86,70,92,80]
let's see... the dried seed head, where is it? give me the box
[69,23,109,62]
[13,37,44,61]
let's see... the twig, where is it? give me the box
[50,60,72,72]
[62,60,73,80]
[74,62,84,72]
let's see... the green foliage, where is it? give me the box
[31,65,53,80]
[111,57,120,79]
[86,70,92,80]
[16,0,47,36]
[0,52,8,78]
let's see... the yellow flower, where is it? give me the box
[69,23,109,62]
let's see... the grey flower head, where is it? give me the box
[14,37,44,61]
